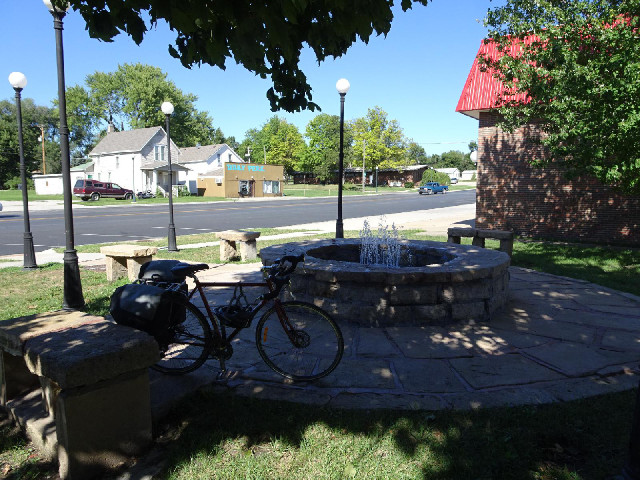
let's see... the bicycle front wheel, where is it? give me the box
[255,301,344,381]
[152,298,212,375]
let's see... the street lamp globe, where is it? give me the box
[42,0,70,12]
[336,78,350,95]
[8,72,27,90]
[161,101,174,115]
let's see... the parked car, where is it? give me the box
[0,201,3,212]
[73,179,134,201]
[418,182,449,195]
[450,177,458,184]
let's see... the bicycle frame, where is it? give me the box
[185,274,297,347]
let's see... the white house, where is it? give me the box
[434,168,461,180]
[461,169,477,181]
[177,144,244,194]
[88,125,187,195]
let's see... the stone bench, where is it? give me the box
[0,310,159,479]
[447,227,515,257]
[100,244,158,281]
[216,230,261,261]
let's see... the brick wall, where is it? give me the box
[477,111,640,246]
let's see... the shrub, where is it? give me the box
[421,169,451,185]
[342,183,358,190]
[471,172,477,181]
[404,181,414,188]
[4,176,34,190]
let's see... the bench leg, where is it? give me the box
[239,240,258,261]
[105,256,128,282]
[55,369,153,480]
[472,236,486,248]
[1,351,39,408]
[447,235,461,244]
[220,239,238,261]
[500,239,514,258]
[125,255,152,282]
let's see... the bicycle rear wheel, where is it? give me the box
[255,301,344,381]
[152,298,212,375]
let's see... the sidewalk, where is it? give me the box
[149,263,640,415]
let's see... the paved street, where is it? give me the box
[0,190,475,256]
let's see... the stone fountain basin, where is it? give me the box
[260,239,510,327]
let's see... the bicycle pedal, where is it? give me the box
[216,369,228,381]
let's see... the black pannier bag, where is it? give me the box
[138,259,185,284]
[109,283,186,343]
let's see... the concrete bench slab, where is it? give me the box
[216,230,261,261]
[0,310,161,479]
[100,244,158,281]
[447,227,514,257]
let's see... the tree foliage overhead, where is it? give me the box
[484,0,640,194]
[65,63,225,153]
[63,0,430,112]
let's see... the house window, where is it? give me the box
[263,180,280,194]
[217,153,221,166]
[155,145,166,162]
[228,153,232,163]
[116,156,119,168]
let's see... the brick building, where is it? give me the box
[456,39,640,246]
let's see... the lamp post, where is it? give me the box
[43,0,84,309]
[9,72,37,270]
[162,101,178,252]
[335,78,350,239]
[131,156,136,203]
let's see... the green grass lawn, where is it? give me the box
[1,230,639,479]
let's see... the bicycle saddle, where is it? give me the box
[170,263,209,277]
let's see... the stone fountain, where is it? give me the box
[260,227,510,327]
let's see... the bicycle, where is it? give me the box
[136,255,344,382]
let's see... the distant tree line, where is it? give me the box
[0,63,476,188]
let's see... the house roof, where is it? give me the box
[140,161,190,172]
[89,126,166,155]
[70,161,93,172]
[200,167,225,177]
[178,144,225,164]
[456,36,534,119]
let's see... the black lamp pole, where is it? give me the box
[335,78,350,239]
[46,1,84,309]
[162,102,178,252]
[9,73,37,269]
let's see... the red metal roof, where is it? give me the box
[456,36,536,119]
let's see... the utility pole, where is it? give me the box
[37,124,46,174]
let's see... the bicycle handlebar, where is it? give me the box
[267,254,304,278]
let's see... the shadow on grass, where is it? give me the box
[158,388,635,480]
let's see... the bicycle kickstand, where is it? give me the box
[216,359,227,381]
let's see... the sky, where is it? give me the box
[2,0,501,156]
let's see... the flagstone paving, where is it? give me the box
[148,264,640,414]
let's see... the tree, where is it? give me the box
[303,113,353,181]
[484,0,640,193]
[241,116,306,174]
[65,63,226,154]
[406,141,428,164]
[63,0,430,113]
[351,107,407,170]
[0,98,60,188]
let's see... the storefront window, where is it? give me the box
[263,181,280,194]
